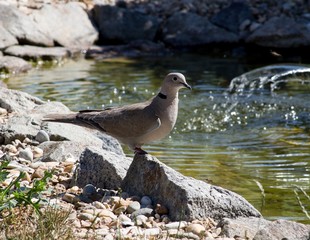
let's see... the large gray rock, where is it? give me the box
[32,3,98,48]
[0,87,44,114]
[121,154,261,221]
[162,12,239,47]
[74,147,132,189]
[92,5,159,43]
[247,16,310,48]
[218,217,270,239]
[0,25,18,49]
[4,45,70,61]
[253,219,310,240]
[211,2,254,34]
[0,56,32,74]
[0,4,53,46]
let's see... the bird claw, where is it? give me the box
[134,147,148,155]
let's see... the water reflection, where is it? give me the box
[6,54,310,223]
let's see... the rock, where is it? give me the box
[32,146,43,158]
[211,2,254,34]
[83,184,97,196]
[155,204,168,215]
[0,4,53,46]
[164,221,187,230]
[0,87,44,114]
[32,2,98,48]
[247,16,310,48]
[126,201,141,214]
[144,228,161,236]
[78,213,95,221]
[121,154,261,221]
[0,56,32,74]
[74,147,132,189]
[186,223,206,235]
[92,5,159,43]
[140,196,152,207]
[218,217,270,239]
[31,167,45,179]
[135,215,147,226]
[162,12,239,47]
[62,192,79,204]
[4,45,70,61]
[19,148,33,161]
[0,25,18,49]
[131,208,154,219]
[253,219,310,240]
[35,130,50,143]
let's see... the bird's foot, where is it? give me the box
[134,147,148,155]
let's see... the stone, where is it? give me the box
[140,196,152,207]
[186,223,206,235]
[162,12,239,47]
[211,2,254,34]
[31,167,45,179]
[144,228,161,236]
[32,2,98,48]
[35,130,50,143]
[32,146,43,159]
[98,209,117,220]
[74,147,132,189]
[4,45,70,61]
[155,204,168,215]
[253,219,310,240]
[131,208,154,219]
[218,217,270,239]
[0,25,18,49]
[0,56,32,74]
[247,16,310,48]
[121,154,261,221]
[83,184,97,197]
[93,201,106,209]
[78,213,95,221]
[0,4,53,46]
[126,201,141,214]
[92,5,159,43]
[62,193,79,204]
[135,215,148,226]
[164,221,187,230]
[18,148,33,161]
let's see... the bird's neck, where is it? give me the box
[158,87,179,100]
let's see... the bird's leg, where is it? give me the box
[134,147,148,155]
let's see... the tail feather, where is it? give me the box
[43,113,78,124]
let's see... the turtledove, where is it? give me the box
[43,72,191,154]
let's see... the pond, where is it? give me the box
[5,52,310,224]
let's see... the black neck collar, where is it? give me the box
[158,92,167,99]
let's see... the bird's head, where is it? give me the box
[162,73,191,94]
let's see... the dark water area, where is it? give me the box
[5,52,310,223]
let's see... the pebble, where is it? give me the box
[19,148,33,161]
[114,206,127,215]
[62,193,80,204]
[131,208,154,218]
[186,223,206,235]
[144,228,161,236]
[140,195,152,206]
[78,212,95,221]
[35,130,50,143]
[126,201,140,214]
[135,214,148,226]
[31,167,45,179]
[93,201,106,209]
[0,107,7,115]
[5,144,18,154]
[165,221,187,230]
[82,183,97,196]
[155,203,168,215]
[98,209,117,220]
[32,147,43,159]
[7,161,34,173]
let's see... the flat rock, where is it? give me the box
[121,154,261,221]
[247,16,310,48]
[253,219,310,240]
[162,12,239,47]
[0,4,53,46]
[73,146,132,189]
[218,217,270,239]
[4,45,70,61]
[0,56,32,74]
[0,25,18,49]
[92,5,159,43]
[32,2,98,48]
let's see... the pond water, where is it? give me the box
[5,52,310,223]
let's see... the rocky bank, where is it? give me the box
[1,80,310,239]
[1,0,310,74]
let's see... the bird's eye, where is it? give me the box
[173,77,178,81]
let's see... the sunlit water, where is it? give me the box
[5,53,310,223]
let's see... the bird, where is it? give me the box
[43,72,191,154]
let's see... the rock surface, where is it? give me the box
[0,25,18,49]
[121,154,261,221]
[0,56,32,73]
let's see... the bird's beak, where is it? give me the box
[182,82,192,90]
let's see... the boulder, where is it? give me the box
[32,2,98,48]
[0,56,32,74]
[0,25,18,49]
[4,45,70,61]
[253,219,310,240]
[92,5,159,43]
[247,16,310,48]
[0,4,53,47]
[161,12,239,47]
[73,147,132,189]
[218,217,270,239]
[121,154,261,221]
[211,2,254,34]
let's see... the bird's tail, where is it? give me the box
[43,113,78,124]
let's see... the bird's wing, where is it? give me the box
[76,102,161,138]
